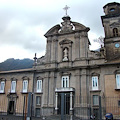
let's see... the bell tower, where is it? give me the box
[101,2,120,61]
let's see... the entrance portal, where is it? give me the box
[8,101,15,114]
[58,93,70,115]
[93,108,99,120]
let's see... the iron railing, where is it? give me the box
[0,95,120,120]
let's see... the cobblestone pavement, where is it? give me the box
[0,115,91,120]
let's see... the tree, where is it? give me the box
[93,36,104,48]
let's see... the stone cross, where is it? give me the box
[63,5,70,16]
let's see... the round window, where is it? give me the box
[115,43,120,48]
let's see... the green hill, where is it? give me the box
[0,58,34,71]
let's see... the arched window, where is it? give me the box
[113,28,118,37]
[110,8,115,12]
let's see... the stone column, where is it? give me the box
[70,92,73,111]
[55,92,58,114]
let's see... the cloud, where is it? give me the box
[0,0,120,62]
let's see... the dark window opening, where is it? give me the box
[110,8,115,12]
[113,28,119,37]
[118,100,120,107]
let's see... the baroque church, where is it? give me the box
[0,2,120,119]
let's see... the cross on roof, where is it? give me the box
[63,5,70,16]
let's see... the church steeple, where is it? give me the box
[101,2,120,61]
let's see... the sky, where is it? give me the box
[0,0,120,63]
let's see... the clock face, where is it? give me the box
[115,43,120,48]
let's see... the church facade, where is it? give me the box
[0,2,120,119]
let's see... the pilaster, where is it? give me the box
[74,32,80,60]
[51,36,58,62]
[46,37,52,62]
[43,72,49,106]
[80,32,88,58]
[48,72,55,107]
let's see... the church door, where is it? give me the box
[58,93,70,115]
[8,101,15,114]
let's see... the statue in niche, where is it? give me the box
[63,48,68,61]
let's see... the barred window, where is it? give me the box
[93,95,99,105]
[36,108,40,117]
[93,95,99,106]
[36,96,41,105]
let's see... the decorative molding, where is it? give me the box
[91,72,100,77]
[0,78,6,81]
[59,39,73,45]
[74,32,80,38]
[44,24,61,37]
[114,70,120,74]
[11,77,17,81]
[36,76,43,80]
[59,71,71,77]
[22,76,30,80]
[110,22,120,28]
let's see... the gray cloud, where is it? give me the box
[0,0,120,62]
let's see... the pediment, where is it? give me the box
[59,39,73,45]
[72,21,89,31]
[91,72,100,76]
[0,78,6,81]
[11,77,17,81]
[36,76,43,80]
[114,70,120,74]
[110,22,120,28]
[59,71,71,76]
[44,24,61,37]
[22,76,30,80]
